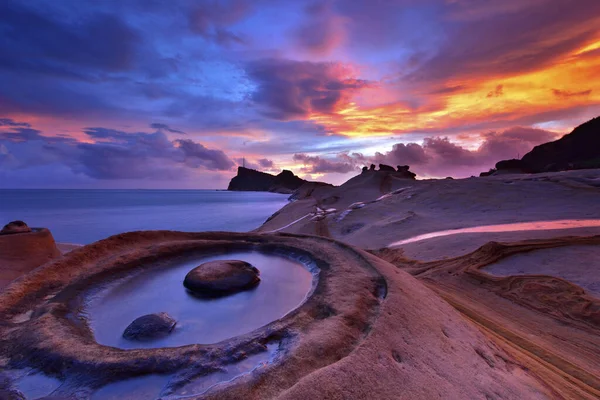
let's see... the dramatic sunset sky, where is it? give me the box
[1,0,599,188]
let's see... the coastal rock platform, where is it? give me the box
[0,231,548,399]
[257,168,600,399]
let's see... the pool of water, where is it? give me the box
[389,219,600,247]
[10,370,62,399]
[90,343,279,399]
[84,252,314,349]
[484,245,600,297]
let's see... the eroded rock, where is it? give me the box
[183,260,260,297]
[123,312,176,341]
[1,221,32,235]
[378,164,396,172]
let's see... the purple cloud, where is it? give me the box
[246,58,372,120]
[293,153,357,174]
[1,122,236,181]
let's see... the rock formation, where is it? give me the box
[396,165,416,179]
[0,231,553,399]
[183,260,260,297]
[489,116,600,175]
[0,222,61,288]
[0,221,32,235]
[227,167,307,194]
[359,164,416,179]
[378,164,396,172]
[123,312,176,341]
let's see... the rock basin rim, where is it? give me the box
[0,230,388,399]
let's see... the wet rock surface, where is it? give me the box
[0,230,554,399]
[123,312,176,341]
[0,221,32,235]
[183,260,260,297]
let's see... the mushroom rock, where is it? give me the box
[0,220,32,235]
[0,223,61,289]
[378,164,396,172]
[123,312,176,341]
[395,165,417,180]
[183,260,260,297]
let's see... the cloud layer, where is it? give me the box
[0,119,237,187]
[0,0,598,187]
[294,127,558,178]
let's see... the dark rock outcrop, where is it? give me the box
[362,166,368,173]
[495,159,526,171]
[480,169,496,177]
[123,312,176,341]
[490,116,600,175]
[1,221,32,235]
[228,167,307,194]
[369,164,376,171]
[379,164,396,172]
[183,260,260,297]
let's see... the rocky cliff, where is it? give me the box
[484,116,600,175]
[227,167,307,194]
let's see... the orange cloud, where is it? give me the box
[307,37,600,138]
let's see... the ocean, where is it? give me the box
[0,189,289,244]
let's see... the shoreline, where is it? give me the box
[1,169,600,398]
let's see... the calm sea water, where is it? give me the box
[0,190,288,244]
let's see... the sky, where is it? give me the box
[1,0,599,188]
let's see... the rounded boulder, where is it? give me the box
[1,221,32,235]
[183,260,260,297]
[122,312,176,341]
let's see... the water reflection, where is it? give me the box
[85,252,313,349]
[389,219,600,247]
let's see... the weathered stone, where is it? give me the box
[1,221,32,235]
[123,312,176,341]
[378,164,396,172]
[184,260,260,297]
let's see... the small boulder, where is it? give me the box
[0,221,32,235]
[184,260,260,297]
[123,312,176,341]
